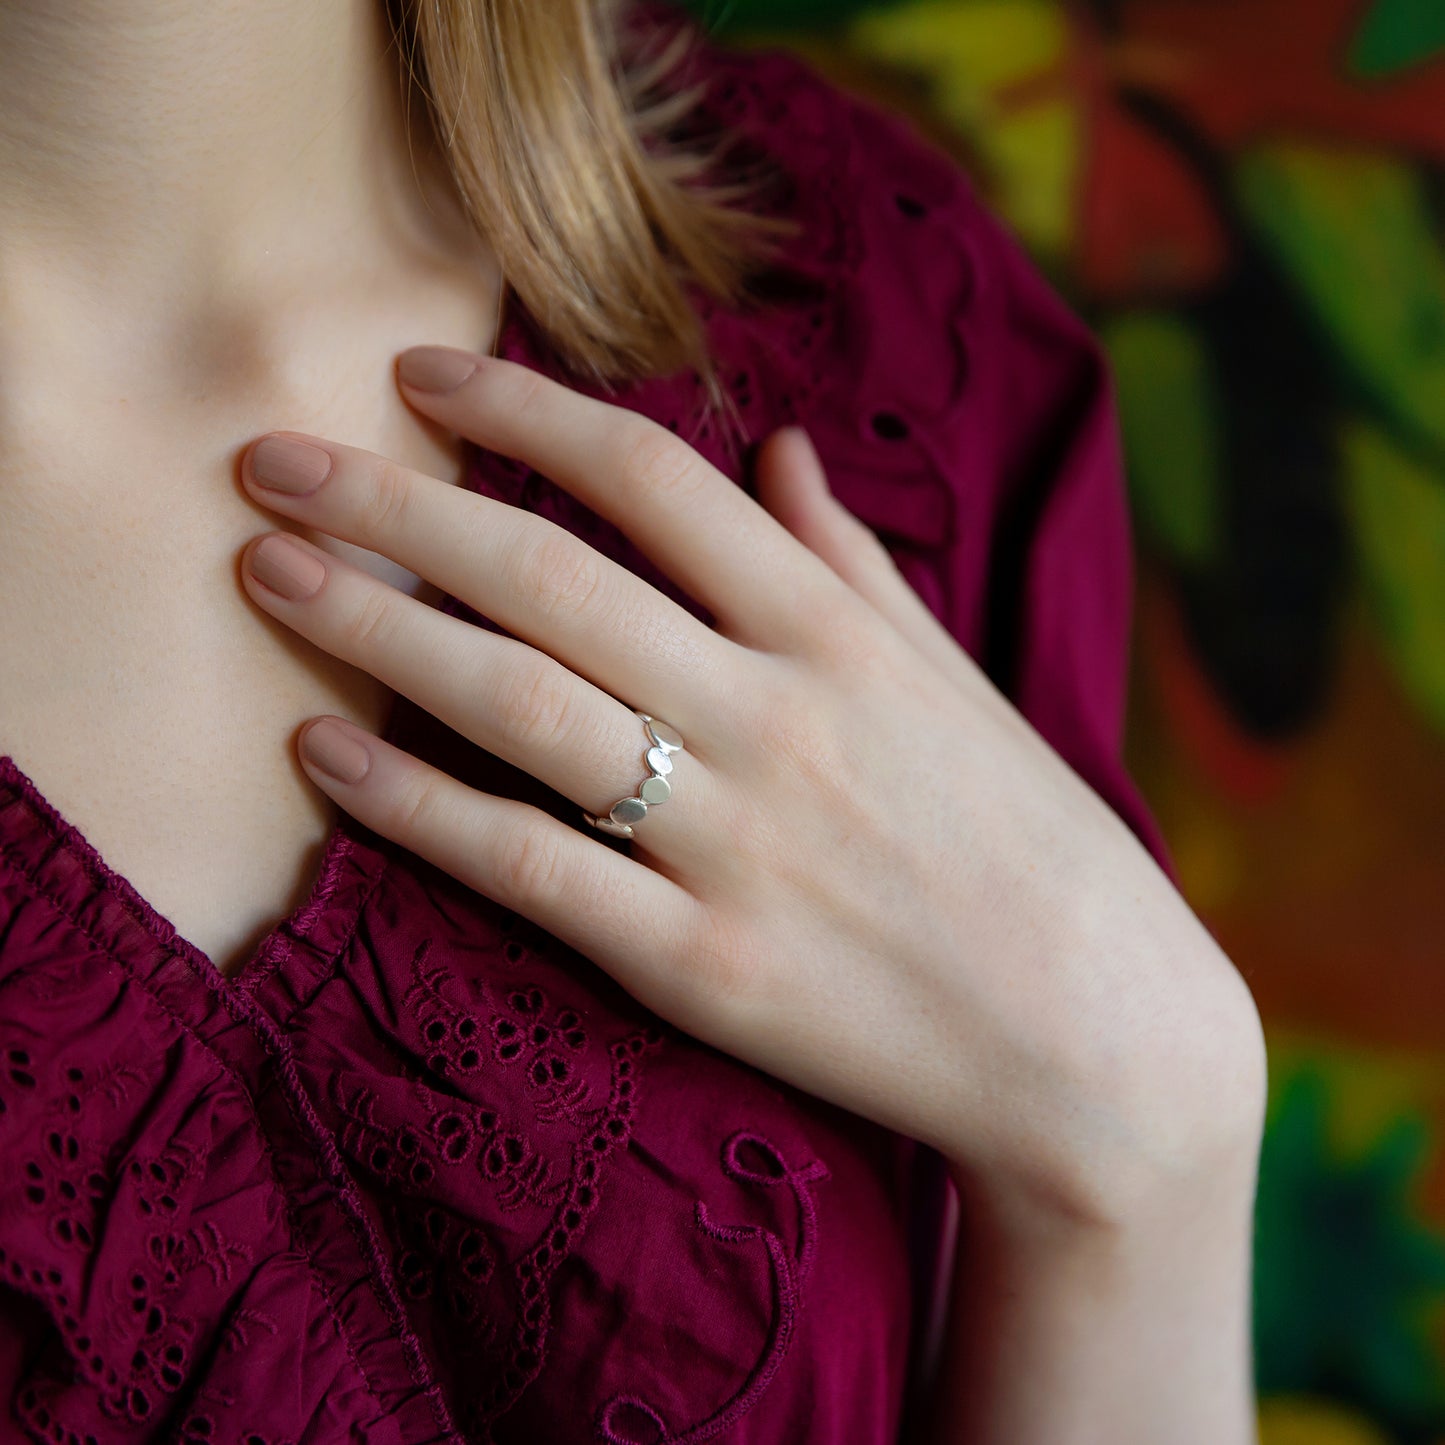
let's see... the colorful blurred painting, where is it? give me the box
[675,1,1445,1439]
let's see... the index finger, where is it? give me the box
[395,347,845,650]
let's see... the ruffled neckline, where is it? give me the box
[0,273,548,997]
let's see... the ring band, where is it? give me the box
[582,711,685,839]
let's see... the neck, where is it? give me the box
[0,0,481,357]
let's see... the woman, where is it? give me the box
[0,0,1266,1440]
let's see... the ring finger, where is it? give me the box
[240,530,716,848]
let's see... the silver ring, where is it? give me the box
[582,710,685,839]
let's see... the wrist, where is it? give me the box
[943,938,1268,1244]
[959,1121,1265,1271]
[927,1139,1261,1445]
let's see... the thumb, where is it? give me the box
[754,426,895,589]
[755,427,961,664]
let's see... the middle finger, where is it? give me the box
[240,431,734,718]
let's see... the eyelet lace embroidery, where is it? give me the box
[328,927,670,1436]
[0,13,969,1436]
[2,1067,262,1441]
[595,1131,831,1444]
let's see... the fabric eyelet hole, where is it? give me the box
[871,411,910,441]
[894,192,928,217]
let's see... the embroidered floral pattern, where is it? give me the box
[596,1133,831,1444]
[0,8,992,1436]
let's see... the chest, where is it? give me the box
[0,401,462,979]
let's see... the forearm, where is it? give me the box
[918,1143,1262,1445]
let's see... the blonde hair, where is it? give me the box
[383,0,798,421]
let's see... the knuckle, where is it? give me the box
[505,365,551,427]
[497,658,576,753]
[495,824,567,903]
[685,910,763,1013]
[619,422,703,506]
[753,683,853,808]
[390,770,444,838]
[767,701,831,781]
[345,587,398,653]
[520,528,605,627]
[362,461,417,539]
[808,604,896,679]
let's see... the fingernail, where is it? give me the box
[248,534,327,601]
[397,346,480,395]
[250,435,333,495]
[301,718,372,784]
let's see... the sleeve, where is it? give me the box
[896,182,1188,1424]
[670,23,1188,1419]
[754,49,1179,883]
[741,58,1186,1423]
[952,191,1179,883]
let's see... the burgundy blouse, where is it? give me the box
[0,9,1173,1443]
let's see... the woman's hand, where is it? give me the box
[237,345,1265,1237]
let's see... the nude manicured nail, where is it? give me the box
[249,535,327,601]
[251,435,333,494]
[301,719,372,784]
[397,346,479,394]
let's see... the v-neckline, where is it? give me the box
[0,290,536,994]
[0,747,378,990]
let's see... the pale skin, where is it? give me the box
[0,2,1267,1441]
[242,353,1267,1445]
